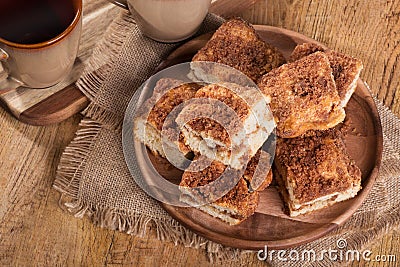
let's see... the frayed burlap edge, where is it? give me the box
[76,11,134,130]
[53,119,102,198]
[328,161,400,267]
[53,118,246,263]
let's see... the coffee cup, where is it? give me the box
[110,0,211,43]
[0,0,82,89]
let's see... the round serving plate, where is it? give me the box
[134,25,383,250]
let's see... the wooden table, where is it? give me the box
[1,0,399,266]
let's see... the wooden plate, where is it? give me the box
[151,25,383,250]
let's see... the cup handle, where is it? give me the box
[0,48,8,61]
[0,48,24,90]
[108,0,129,10]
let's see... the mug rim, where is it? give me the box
[0,0,82,49]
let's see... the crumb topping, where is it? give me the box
[290,43,363,102]
[180,158,259,218]
[326,51,363,101]
[147,83,202,131]
[243,150,273,191]
[275,127,362,203]
[215,178,259,218]
[193,18,286,82]
[183,84,252,145]
[180,159,227,188]
[289,43,326,62]
[258,52,342,137]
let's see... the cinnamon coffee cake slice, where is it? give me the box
[274,128,362,217]
[192,18,285,82]
[134,78,202,158]
[179,151,273,225]
[290,43,363,108]
[176,83,275,169]
[258,52,345,138]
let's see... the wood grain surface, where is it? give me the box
[0,0,399,266]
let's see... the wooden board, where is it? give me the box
[145,25,383,250]
[0,0,259,126]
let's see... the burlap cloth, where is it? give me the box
[54,11,400,265]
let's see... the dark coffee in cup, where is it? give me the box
[0,0,75,44]
[0,0,82,89]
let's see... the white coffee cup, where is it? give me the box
[0,0,82,89]
[110,0,211,43]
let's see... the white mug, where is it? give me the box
[110,0,211,43]
[0,0,82,89]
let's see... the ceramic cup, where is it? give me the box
[110,0,211,43]
[0,0,82,89]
